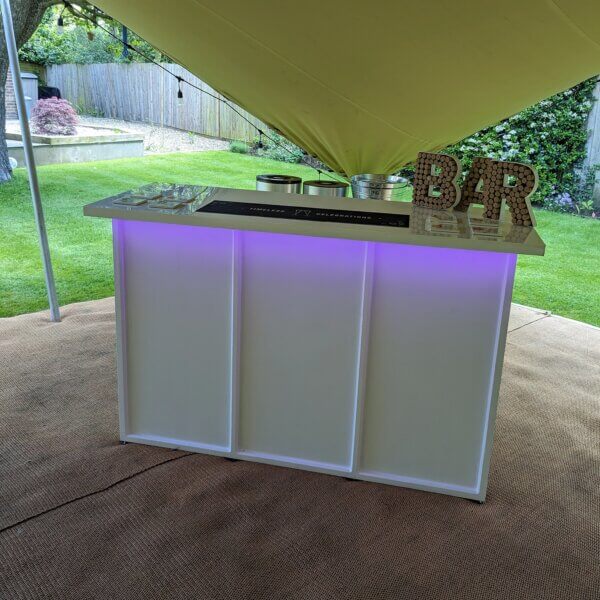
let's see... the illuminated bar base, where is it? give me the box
[110,220,519,501]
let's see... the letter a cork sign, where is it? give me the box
[454,157,491,213]
[412,152,462,209]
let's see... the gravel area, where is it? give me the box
[79,116,229,154]
[6,116,229,154]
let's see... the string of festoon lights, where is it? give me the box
[59,1,349,184]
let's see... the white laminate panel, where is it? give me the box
[360,244,513,490]
[238,231,366,467]
[121,220,233,446]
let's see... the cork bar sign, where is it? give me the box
[412,153,538,227]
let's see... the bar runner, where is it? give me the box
[197,200,410,228]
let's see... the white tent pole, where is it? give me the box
[1,0,60,322]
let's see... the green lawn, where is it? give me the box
[513,210,599,325]
[1,151,598,325]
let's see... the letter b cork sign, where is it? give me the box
[412,153,538,227]
[412,152,461,210]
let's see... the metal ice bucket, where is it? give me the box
[303,180,348,197]
[351,174,408,201]
[256,174,302,193]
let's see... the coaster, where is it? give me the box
[113,195,147,206]
[148,200,186,210]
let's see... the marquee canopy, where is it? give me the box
[93,0,600,176]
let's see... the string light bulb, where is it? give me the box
[176,77,184,106]
[258,130,264,149]
[57,14,65,34]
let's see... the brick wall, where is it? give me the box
[4,63,45,119]
[5,69,17,118]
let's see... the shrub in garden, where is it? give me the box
[229,140,249,154]
[251,130,305,163]
[246,129,328,172]
[30,98,79,135]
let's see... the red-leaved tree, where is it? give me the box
[30,97,78,135]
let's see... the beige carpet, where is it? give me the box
[0,298,598,599]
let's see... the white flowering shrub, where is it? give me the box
[444,77,598,213]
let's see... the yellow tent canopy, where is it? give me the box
[93,0,600,176]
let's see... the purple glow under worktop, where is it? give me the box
[116,217,515,268]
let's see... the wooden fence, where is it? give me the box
[46,63,264,141]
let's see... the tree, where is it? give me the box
[19,5,172,67]
[18,7,115,66]
[0,1,161,182]
[0,0,62,182]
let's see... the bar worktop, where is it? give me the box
[84,186,545,256]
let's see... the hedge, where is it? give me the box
[444,76,598,213]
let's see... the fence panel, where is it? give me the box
[46,63,263,141]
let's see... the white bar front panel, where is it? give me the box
[359,244,512,490]
[238,232,366,468]
[118,220,233,448]
[114,220,515,499]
